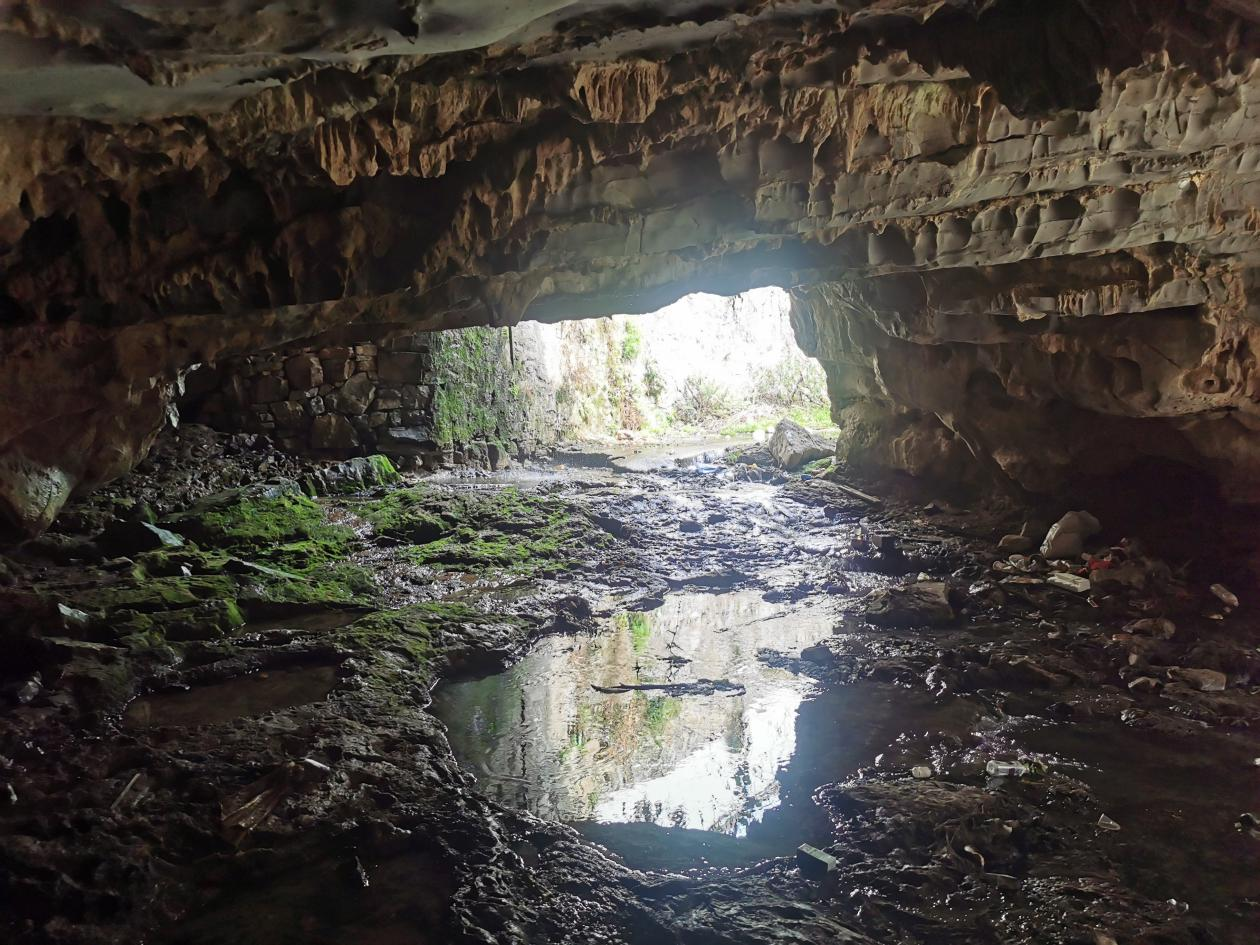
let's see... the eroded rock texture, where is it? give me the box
[2,0,1260,529]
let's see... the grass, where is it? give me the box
[719,403,836,438]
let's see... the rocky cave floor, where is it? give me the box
[1,426,1259,945]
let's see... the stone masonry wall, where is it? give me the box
[194,324,567,470]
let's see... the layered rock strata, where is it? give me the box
[2,0,1260,528]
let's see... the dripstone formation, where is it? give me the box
[2,0,1259,530]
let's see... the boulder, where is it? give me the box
[0,457,74,537]
[1169,667,1228,692]
[252,374,288,403]
[284,354,324,390]
[372,388,403,411]
[321,358,354,383]
[305,455,401,495]
[97,519,185,557]
[376,426,439,456]
[330,373,376,416]
[486,443,509,470]
[768,419,833,469]
[310,415,360,450]
[270,400,306,427]
[865,581,955,627]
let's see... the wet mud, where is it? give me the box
[1,442,1258,945]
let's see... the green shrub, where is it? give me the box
[620,323,642,362]
[750,355,828,409]
[672,375,735,425]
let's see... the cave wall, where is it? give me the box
[192,324,567,468]
[2,0,1260,529]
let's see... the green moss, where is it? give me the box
[267,561,375,605]
[58,484,379,651]
[613,611,653,653]
[74,574,241,612]
[336,602,509,671]
[620,323,642,362]
[358,487,451,540]
[174,489,353,558]
[643,695,680,737]
[366,454,401,484]
[802,456,835,476]
[134,547,232,577]
[151,599,246,642]
[363,485,605,576]
[431,326,505,448]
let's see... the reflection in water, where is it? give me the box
[435,591,833,836]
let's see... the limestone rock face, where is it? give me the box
[3,1,1260,528]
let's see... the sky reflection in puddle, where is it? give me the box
[434,591,834,836]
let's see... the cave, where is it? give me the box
[2,2,1259,943]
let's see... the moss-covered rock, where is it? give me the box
[164,481,352,557]
[303,455,401,496]
[150,599,246,642]
[359,485,607,576]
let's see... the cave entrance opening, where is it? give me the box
[541,285,834,447]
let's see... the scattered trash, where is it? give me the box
[1097,814,1122,831]
[830,481,882,506]
[347,855,371,888]
[992,554,1042,575]
[986,760,1028,778]
[2,783,16,806]
[1041,510,1101,559]
[796,843,838,878]
[863,527,900,555]
[1209,583,1239,608]
[1127,676,1161,694]
[911,765,933,779]
[1236,812,1259,836]
[1166,899,1190,915]
[7,672,42,706]
[110,772,143,812]
[1169,667,1227,692]
[1046,572,1091,594]
[998,534,1035,554]
[56,603,93,633]
[221,757,332,846]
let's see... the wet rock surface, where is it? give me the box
[0,437,1258,944]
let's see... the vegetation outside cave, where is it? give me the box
[553,287,835,444]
